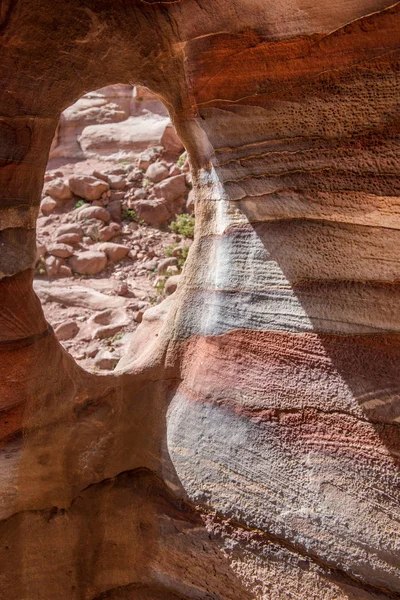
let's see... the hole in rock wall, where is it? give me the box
[34,84,194,372]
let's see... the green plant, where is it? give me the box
[176,152,187,168]
[154,277,166,298]
[164,243,178,257]
[74,199,86,209]
[35,256,46,276]
[142,177,151,188]
[122,209,145,226]
[164,243,189,269]
[169,213,195,239]
[109,332,124,344]
[122,208,138,222]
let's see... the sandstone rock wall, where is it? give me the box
[0,1,399,598]
[50,84,170,160]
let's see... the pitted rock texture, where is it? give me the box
[0,1,399,599]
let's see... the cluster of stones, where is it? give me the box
[37,148,192,280]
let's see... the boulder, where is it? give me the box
[55,321,79,341]
[107,200,122,222]
[94,350,120,370]
[161,123,184,155]
[164,274,181,295]
[55,224,84,238]
[58,265,73,278]
[98,242,129,262]
[133,188,147,200]
[40,196,57,216]
[69,251,107,275]
[69,175,109,201]
[107,175,126,190]
[49,87,130,160]
[154,174,188,203]
[45,255,64,278]
[145,161,169,183]
[157,257,178,274]
[169,164,181,177]
[138,152,153,171]
[47,243,74,258]
[98,222,121,241]
[132,198,172,227]
[56,232,82,245]
[77,206,111,222]
[79,115,172,158]
[89,308,130,339]
[44,178,72,201]
[33,281,128,310]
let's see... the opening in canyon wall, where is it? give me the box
[34,84,194,372]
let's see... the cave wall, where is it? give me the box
[0,1,399,598]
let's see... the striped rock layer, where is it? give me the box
[0,1,399,598]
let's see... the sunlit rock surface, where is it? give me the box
[0,1,399,598]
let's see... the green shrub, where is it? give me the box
[169,214,195,239]
[74,199,86,209]
[122,209,139,222]
[164,243,178,257]
[176,152,187,168]
[164,243,189,269]
[152,277,167,302]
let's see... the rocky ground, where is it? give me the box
[34,92,194,371]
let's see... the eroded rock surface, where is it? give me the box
[0,1,399,599]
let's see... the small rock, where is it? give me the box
[40,196,57,216]
[85,344,99,358]
[45,255,64,278]
[47,243,74,258]
[55,224,84,238]
[107,199,122,222]
[138,153,153,171]
[98,242,129,262]
[77,206,111,223]
[56,233,82,245]
[166,265,180,276]
[169,165,181,177]
[94,350,120,371]
[109,191,125,202]
[69,251,107,275]
[116,281,129,296]
[69,175,109,201]
[98,222,121,242]
[133,188,147,200]
[128,250,138,260]
[55,320,79,341]
[142,259,158,271]
[165,274,181,295]
[157,257,178,274]
[134,310,143,323]
[108,175,126,190]
[58,265,73,278]
[44,178,72,201]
